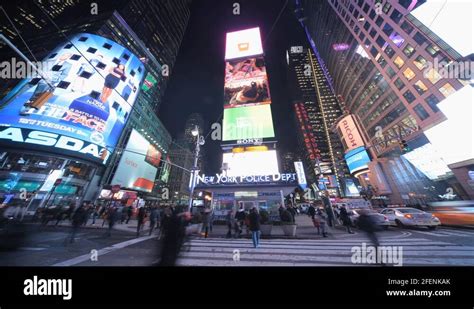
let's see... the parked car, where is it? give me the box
[348,209,390,230]
[380,207,441,229]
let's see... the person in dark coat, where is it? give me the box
[149,206,159,236]
[136,207,147,237]
[126,206,133,224]
[339,206,354,234]
[235,206,246,237]
[69,205,86,243]
[357,210,380,248]
[105,206,117,237]
[201,209,211,238]
[248,207,261,248]
[308,204,316,220]
[158,208,185,266]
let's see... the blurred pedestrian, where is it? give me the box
[226,209,234,238]
[126,205,133,224]
[248,207,261,248]
[235,206,246,237]
[308,204,316,220]
[149,206,159,236]
[105,206,117,237]
[69,204,86,243]
[136,207,147,237]
[158,208,185,266]
[316,208,328,237]
[357,210,380,248]
[339,206,354,234]
[201,209,211,238]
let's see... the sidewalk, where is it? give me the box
[44,215,351,239]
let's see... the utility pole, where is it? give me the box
[188,126,204,212]
[314,157,337,226]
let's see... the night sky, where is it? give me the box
[159,0,308,174]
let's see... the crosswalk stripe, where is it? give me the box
[177,237,474,266]
[412,229,474,237]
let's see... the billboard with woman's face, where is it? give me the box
[0,33,146,164]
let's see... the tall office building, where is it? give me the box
[167,134,194,204]
[0,0,191,207]
[296,0,473,203]
[287,46,349,195]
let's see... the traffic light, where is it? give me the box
[399,139,410,154]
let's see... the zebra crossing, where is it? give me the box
[409,228,474,238]
[177,235,474,266]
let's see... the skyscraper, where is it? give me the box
[296,0,473,203]
[287,46,349,194]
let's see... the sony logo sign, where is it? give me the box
[0,127,108,163]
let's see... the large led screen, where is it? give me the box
[223,105,275,141]
[111,129,161,192]
[222,150,279,177]
[224,57,271,109]
[0,33,146,164]
[225,27,263,60]
[345,146,371,174]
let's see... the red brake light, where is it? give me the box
[404,214,413,219]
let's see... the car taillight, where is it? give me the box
[383,215,388,221]
[404,214,413,219]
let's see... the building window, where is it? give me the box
[414,55,427,70]
[370,29,377,38]
[377,55,387,68]
[400,21,414,34]
[414,104,430,120]
[386,66,396,79]
[384,45,395,58]
[383,2,392,13]
[376,36,386,47]
[403,90,416,103]
[403,67,416,80]
[375,16,384,26]
[359,32,365,40]
[364,21,370,30]
[390,9,403,23]
[369,9,376,19]
[403,44,415,57]
[426,44,441,56]
[425,68,442,84]
[413,32,426,45]
[370,46,379,57]
[425,94,440,112]
[394,56,405,68]
[363,3,370,13]
[414,80,428,94]
[439,83,456,97]
[394,78,405,90]
[382,23,394,36]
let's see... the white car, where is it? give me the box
[380,207,441,229]
[348,209,391,230]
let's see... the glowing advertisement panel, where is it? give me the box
[425,85,474,165]
[160,156,171,183]
[294,161,307,189]
[111,129,161,193]
[0,33,145,164]
[402,143,453,180]
[224,57,271,109]
[222,150,279,177]
[223,105,275,141]
[225,27,263,60]
[336,114,365,153]
[345,146,371,174]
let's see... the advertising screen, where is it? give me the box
[160,156,171,183]
[294,161,307,189]
[0,33,145,164]
[223,150,279,177]
[345,147,371,174]
[225,27,263,60]
[336,114,365,153]
[223,105,275,141]
[224,57,270,109]
[402,143,453,180]
[111,129,161,192]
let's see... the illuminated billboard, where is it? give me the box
[111,129,161,192]
[222,150,279,177]
[224,57,271,109]
[225,27,263,60]
[160,156,171,183]
[402,143,452,180]
[222,105,275,141]
[336,114,365,154]
[345,146,370,174]
[0,33,145,164]
[294,161,307,189]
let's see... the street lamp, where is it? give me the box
[188,125,204,212]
